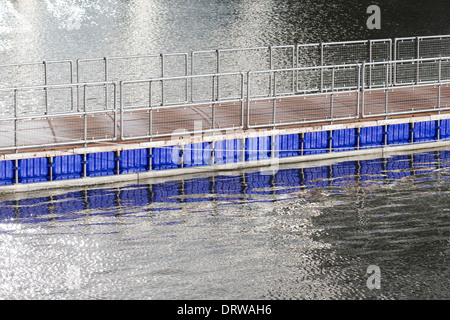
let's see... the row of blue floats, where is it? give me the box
[1,120,450,185]
[1,150,450,221]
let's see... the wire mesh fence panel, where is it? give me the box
[323,41,368,65]
[162,78,189,105]
[108,55,162,81]
[0,63,45,88]
[46,61,73,85]
[385,86,438,115]
[213,102,243,130]
[362,89,386,117]
[192,51,217,75]
[147,104,214,138]
[218,47,271,73]
[47,87,75,114]
[86,112,117,141]
[271,46,296,69]
[365,64,390,88]
[395,38,417,60]
[440,84,450,109]
[163,53,188,77]
[83,83,116,111]
[394,61,417,84]
[0,91,15,118]
[331,92,359,119]
[77,59,106,83]
[248,72,272,98]
[217,73,243,100]
[297,44,321,67]
[330,66,360,91]
[191,75,215,102]
[16,88,47,117]
[296,68,322,93]
[39,116,85,145]
[122,81,151,109]
[370,40,392,62]
[0,120,15,149]
[440,59,450,81]
[418,36,450,58]
[247,99,276,128]
[274,70,295,96]
[418,60,441,83]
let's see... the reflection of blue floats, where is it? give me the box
[3,149,450,221]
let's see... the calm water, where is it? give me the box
[0,0,449,300]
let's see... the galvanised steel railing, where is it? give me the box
[0,56,450,151]
[1,35,448,89]
[0,81,118,152]
[120,72,246,140]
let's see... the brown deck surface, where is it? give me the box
[1,84,449,154]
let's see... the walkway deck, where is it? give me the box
[1,84,449,155]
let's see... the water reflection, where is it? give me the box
[1,150,450,223]
[0,149,449,299]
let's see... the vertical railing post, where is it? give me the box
[113,82,117,140]
[14,89,18,152]
[368,40,372,89]
[385,62,389,118]
[212,75,216,132]
[70,60,75,112]
[190,51,195,103]
[438,58,442,114]
[356,64,361,118]
[246,71,251,129]
[149,81,153,140]
[104,57,109,111]
[161,54,165,105]
[272,71,277,127]
[269,46,273,95]
[120,81,124,141]
[320,43,324,92]
[361,62,366,117]
[43,61,49,114]
[216,49,220,99]
[393,39,397,85]
[83,84,87,145]
[241,72,245,128]
[330,67,335,121]
[416,36,420,84]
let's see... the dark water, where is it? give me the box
[0,0,449,300]
[1,0,450,63]
[0,149,449,299]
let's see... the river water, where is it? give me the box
[0,0,449,300]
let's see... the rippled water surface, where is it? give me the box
[0,0,449,300]
[1,150,449,299]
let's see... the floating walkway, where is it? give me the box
[0,35,449,192]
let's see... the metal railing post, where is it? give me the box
[272,71,277,127]
[330,67,335,121]
[320,43,324,92]
[246,71,251,129]
[361,62,366,117]
[415,36,420,84]
[149,81,153,139]
[120,81,124,141]
[44,61,49,114]
[438,58,442,113]
[14,89,18,151]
